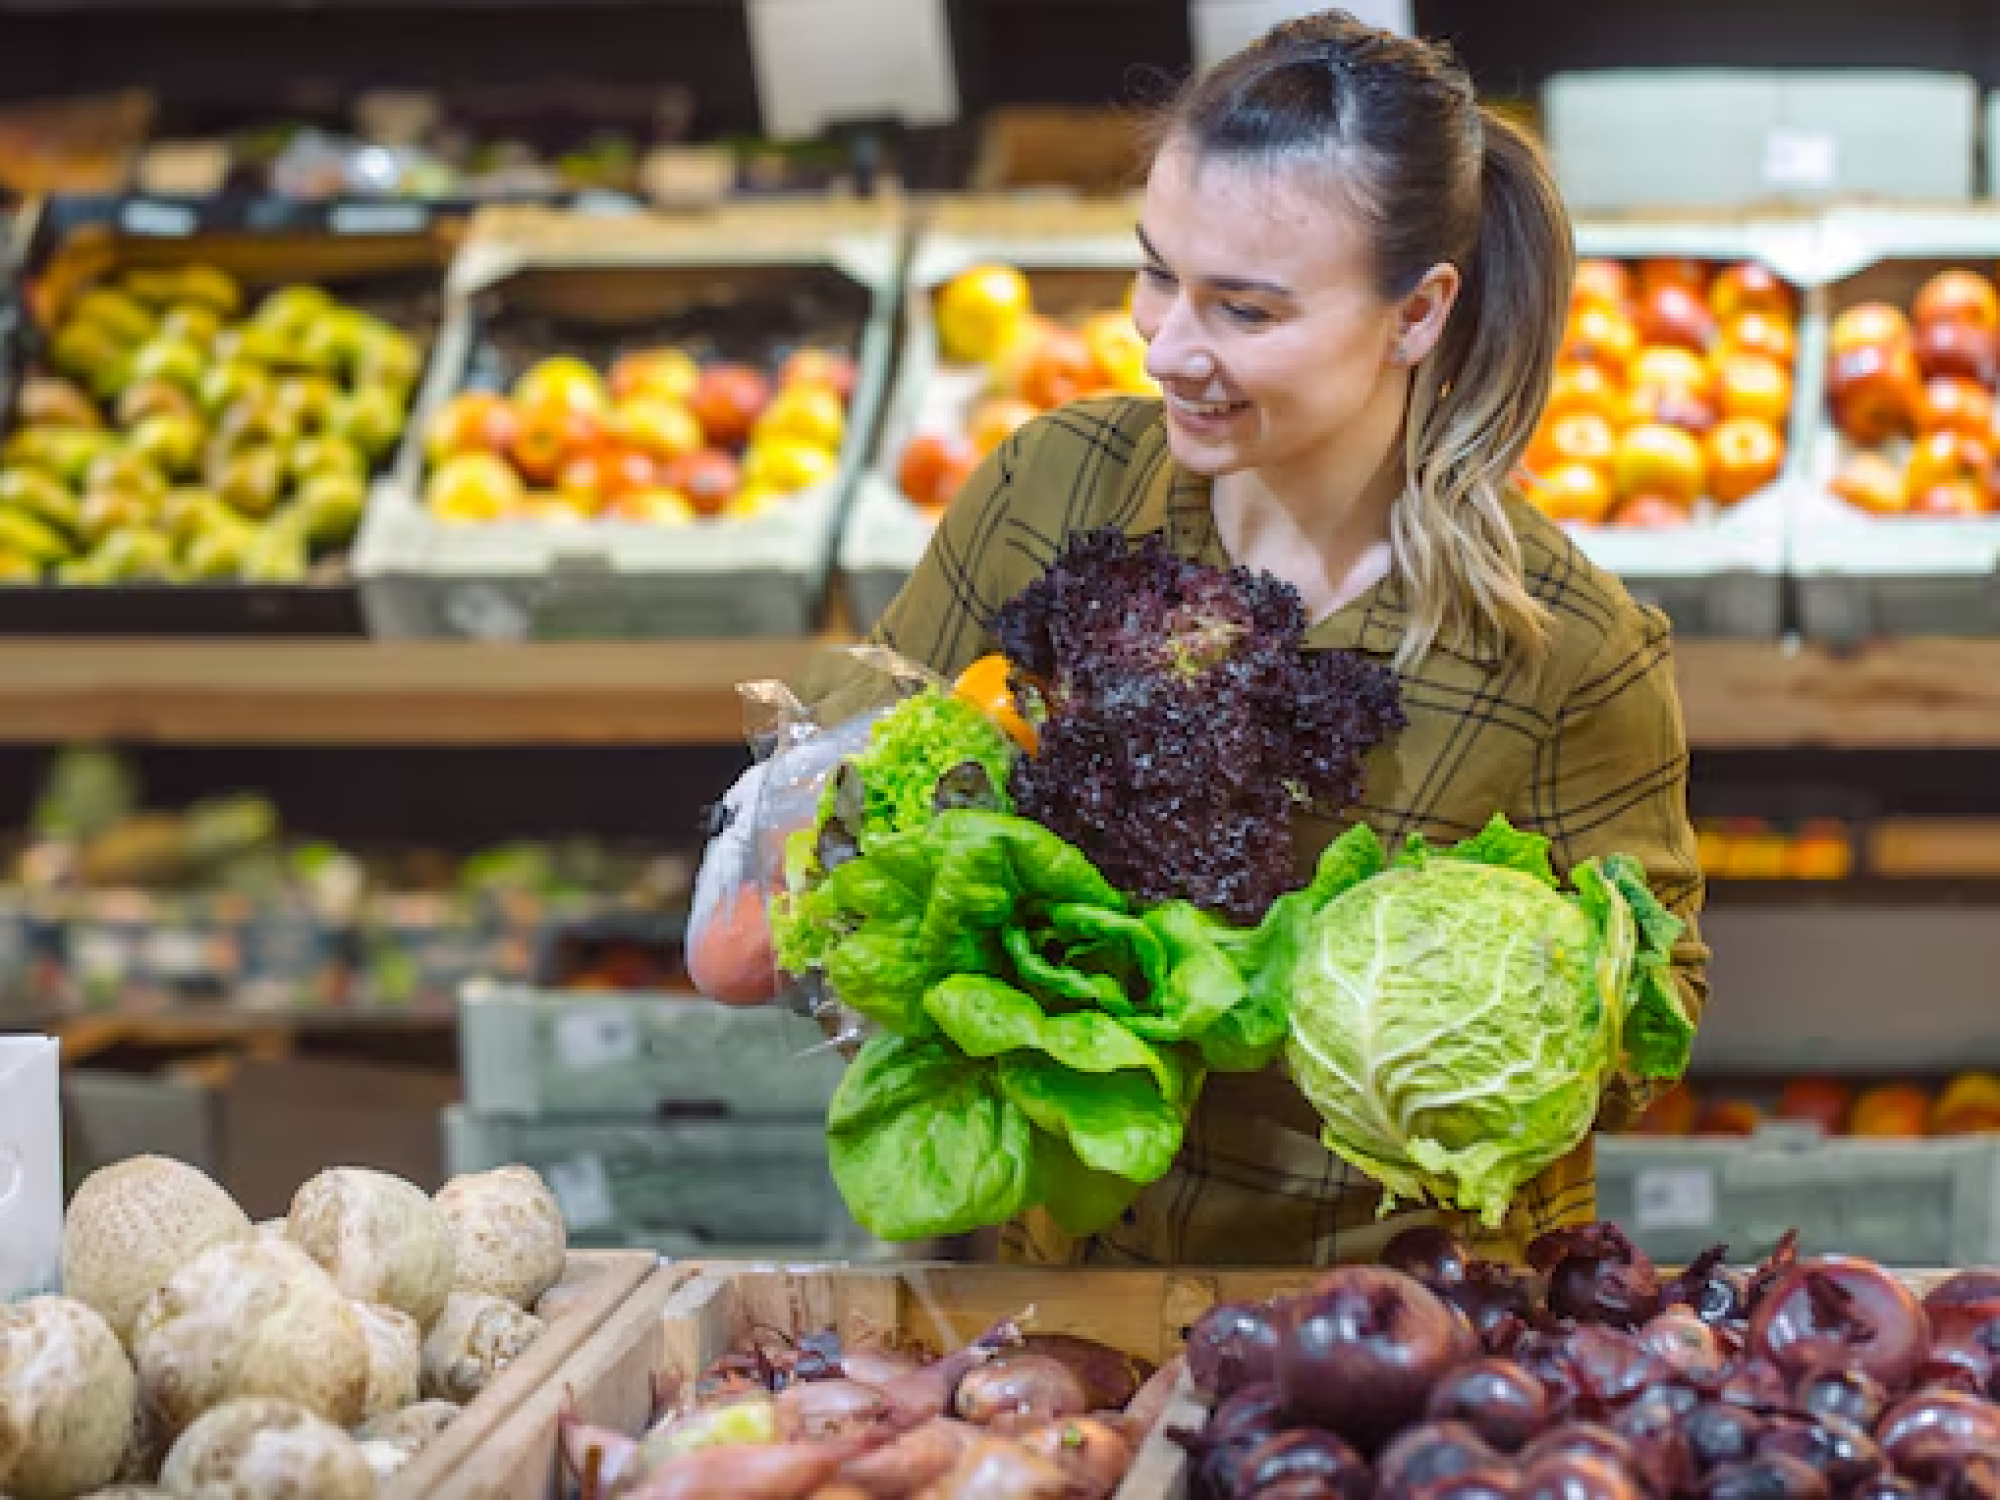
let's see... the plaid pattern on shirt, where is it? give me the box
[870,397,1710,1267]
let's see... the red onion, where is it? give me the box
[1187,1302,1285,1399]
[1237,1430,1372,1500]
[1375,1420,1500,1495]
[1875,1390,2000,1480]
[1275,1267,1470,1453]
[1518,1453,1643,1500]
[1639,1309,1730,1383]
[1381,1225,1471,1291]
[1794,1363,1888,1430]
[1700,1454,1829,1500]
[1528,1225,1662,1331]
[1756,1415,1885,1491]
[1426,1360,1552,1452]
[1747,1258,1931,1391]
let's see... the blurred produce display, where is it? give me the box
[892,261,1154,515]
[422,341,856,525]
[0,748,688,1015]
[1827,265,2000,519]
[1,261,423,584]
[1635,1070,2000,1137]
[1523,256,1800,528]
[1695,817,1856,881]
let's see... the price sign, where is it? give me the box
[547,1154,615,1232]
[1762,129,1839,191]
[747,0,957,139]
[1633,1167,1717,1230]
[118,199,198,238]
[554,1006,642,1073]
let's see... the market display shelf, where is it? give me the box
[4,637,2000,747]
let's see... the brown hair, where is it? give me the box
[1158,10,1572,667]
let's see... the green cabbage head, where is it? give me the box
[1275,815,1693,1228]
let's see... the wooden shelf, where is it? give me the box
[0,637,1998,748]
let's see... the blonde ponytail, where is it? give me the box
[1394,111,1570,669]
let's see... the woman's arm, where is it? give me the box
[1520,600,1710,1126]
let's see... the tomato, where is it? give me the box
[690,365,773,447]
[898,433,979,511]
[687,885,778,1005]
[663,449,742,516]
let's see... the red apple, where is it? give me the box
[1715,351,1794,427]
[1830,301,1914,356]
[1614,494,1695,529]
[1613,422,1706,504]
[1914,268,2000,332]
[1709,262,1795,323]
[1626,383,1720,438]
[689,365,773,448]
[1559,304,1641,378]
[663,448,742,516]
[1573,258,1633,311]
[1826,342,1923,445]
[1832,452,1908,516]
[1909,479,1988,518]
[1914,318,2000,387]
[1905,429,1993,496]
[1704,416,1784,505]
[1633,284,1720,354]
[1920,376,1997,441]
[1636,258,1709,299]
[1719,310,1799,370]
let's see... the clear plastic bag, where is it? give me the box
[685,646,945,1043]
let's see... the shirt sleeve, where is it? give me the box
[1519,601,1711,1129]
[867,425,1038,681]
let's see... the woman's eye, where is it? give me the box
[1140,264,1175,286]
[1221,301,1271,325]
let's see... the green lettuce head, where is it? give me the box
[1281,815,1693,1229]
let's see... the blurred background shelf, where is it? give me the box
[4,638,2000,746]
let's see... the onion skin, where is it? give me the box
[836,1418,977,1498]
[1017,1417,1131,1500]
[1016,1334,1152,1412]
[1122,1354,1183,1440]
[774,1379,893,1442]
[1528,1225,1661,1331]
[624,1436,868,1500]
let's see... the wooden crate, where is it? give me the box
[656,1264,1314,1500]
[385,1249,659,1498]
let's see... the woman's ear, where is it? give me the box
[1393,262,1462,366]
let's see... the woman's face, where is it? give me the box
[1132,143,1442,480]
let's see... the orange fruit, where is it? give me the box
[938,263,1033,365]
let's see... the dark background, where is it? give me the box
[2,1,1996,131]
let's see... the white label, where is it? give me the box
[547,1154,615,1231]
[330,201,428,236]
[1633,1167,1717,1230]
[1192,0,1413,70]
[119,199,198,237]
[1762,129,1838,190]
[747,0,957,139]
[554,1006,642,1072]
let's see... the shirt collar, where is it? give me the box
[1156,459,1504,669]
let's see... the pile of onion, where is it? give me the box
[1176,1220,2000,1500]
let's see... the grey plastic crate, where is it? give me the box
[1546,70,1976,212]
[358,214,902,639]
[444,1106,867,1256]
[1597,1132,2000,1269]
[457,983,844,1119]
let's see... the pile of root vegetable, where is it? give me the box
[1180,1220,2000,1500]
[0,1154,568,1499]
[561,1315,1186,1499]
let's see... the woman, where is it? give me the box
[700,9,1708,1267]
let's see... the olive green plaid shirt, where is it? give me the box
[870,396,1709,1267]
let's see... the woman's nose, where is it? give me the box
[1143,298,1213,383]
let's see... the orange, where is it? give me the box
[1849,1085,1932,1138]
[952,653,1038,752]
[1526,461,1615,524]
